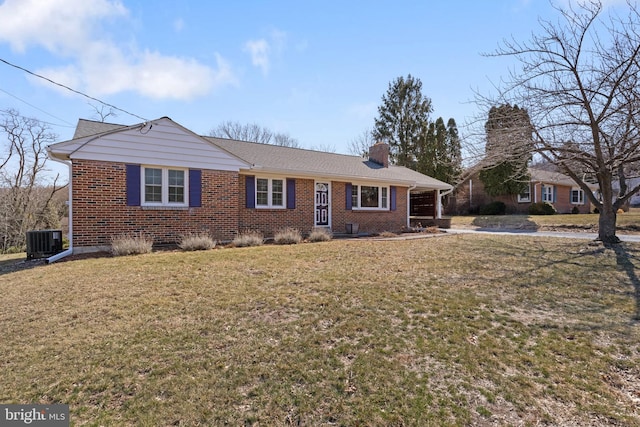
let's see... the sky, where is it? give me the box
[0,0,628,173]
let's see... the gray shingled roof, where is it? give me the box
[66,118,453,190]
[72,119,124,139]
[208,137,451,189]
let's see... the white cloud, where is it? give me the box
[0,0,236,101]
[243,39,271,75]
[243,29,288,76]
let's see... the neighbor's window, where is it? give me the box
[256,177,285,208]
[571,188,584,204]
[352,184,389,210]
[518,184,531,203]
[142,167,187,206]
[542,185,554,203]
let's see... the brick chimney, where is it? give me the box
[368,141,389,168]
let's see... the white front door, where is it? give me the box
[315,182,330,227]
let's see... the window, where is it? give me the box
[256,177,285,208]
[351,184,389,210]
[542,185,554,203]
[571,188,584,204]
[142,167,188,206]
[518,184,531,203]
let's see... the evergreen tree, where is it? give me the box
[373,75,432,167]
[479,104,533,196]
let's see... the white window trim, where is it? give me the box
[517,184,531,203]
[352,183,390,211]
[571,188,585,204]
[141,166,189,207]
[541,185,554,203]
[255,176,286,209]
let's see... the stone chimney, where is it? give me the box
[368,141,390,168]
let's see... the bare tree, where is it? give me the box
[209,121,299,147]
[480,0,640,244]
[88,102,118,122]
[0,109,64,251]
[348,128,375,158]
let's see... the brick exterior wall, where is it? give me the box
[238,176,316,236]
[72,159,239,248]
[71,161,413,249]
[331,181,409,234]
[450,173,592,214]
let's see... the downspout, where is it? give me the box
[46,156,73,263]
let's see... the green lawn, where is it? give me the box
[1,235,639,426]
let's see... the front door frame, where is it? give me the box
[314,181,331,228]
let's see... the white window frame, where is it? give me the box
[517,184,531,203]
[571,188,585,204]
[351,183,389,211]
[141,166,189,207]
[541,185,554,203]
[255,177,286,209]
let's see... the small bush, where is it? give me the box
[179,233,216,251]
[479,201,506,215]
[111,233,153,256]
[308,227,332,242]
[274,227,302,245]
[528,202,556,215]
[617,208,625,214]
[571,206,580,214]
[233,230,264,247]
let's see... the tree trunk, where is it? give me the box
[598,206,619,244]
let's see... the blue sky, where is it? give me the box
[0,0,626,163]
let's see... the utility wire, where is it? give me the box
[0,87,75,127]
[0,57,149,122]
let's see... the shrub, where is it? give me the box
[233,230,264,247]
[179,233,216,251]
[308,227,332,242]
[571,206,580,214]
[479,201,506,215]
[111,233,153,256]
[528,202,556,215]
[274,227,302,245]
[617,208,625,214]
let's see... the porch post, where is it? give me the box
[436,189,442,219]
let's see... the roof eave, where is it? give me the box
[242,166,453,190]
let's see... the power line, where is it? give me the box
[0,57,148,122]
[0,87,75,127]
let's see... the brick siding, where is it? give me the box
[72,160,239,248]
[72,161,413,249]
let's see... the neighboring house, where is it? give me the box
[451,167,597,215]
[613,177,640,208]
[46,117,452,255]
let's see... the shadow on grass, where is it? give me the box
[612,243,640,321]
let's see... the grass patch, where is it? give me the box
[1,235,639,425]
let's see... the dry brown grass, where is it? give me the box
[1,235,639,425]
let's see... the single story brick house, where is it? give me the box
[46,117,452,258]
[450,167,598,215]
